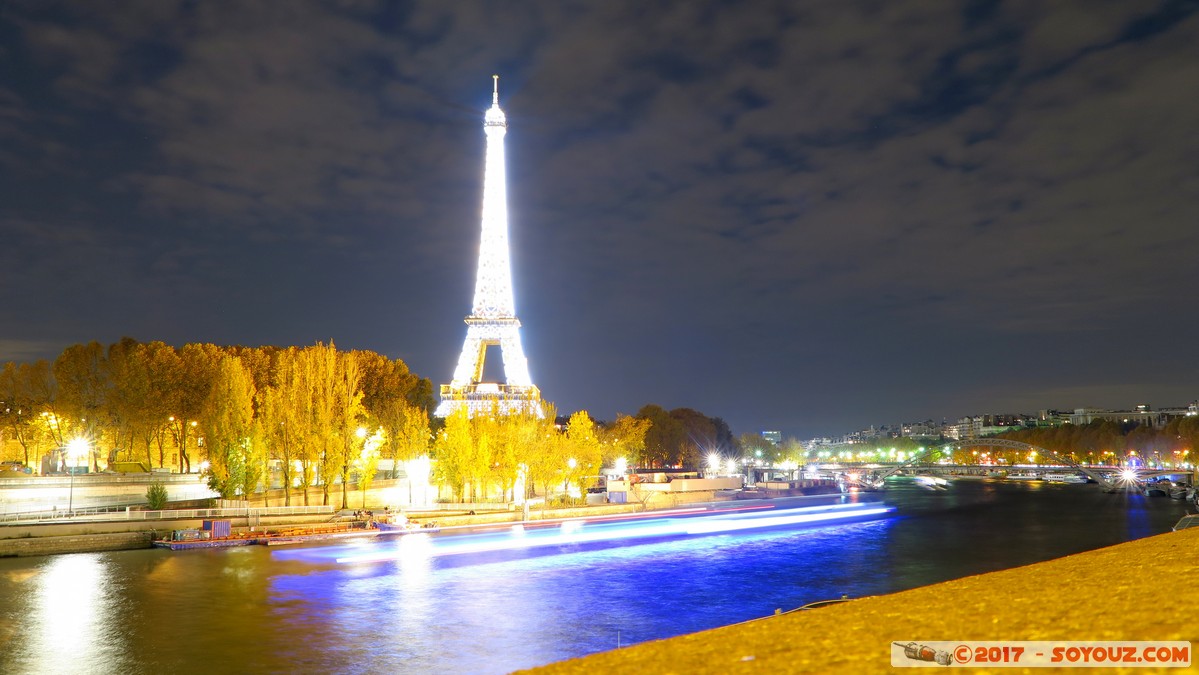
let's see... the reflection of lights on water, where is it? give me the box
[335,502,894,565]
[31,555,108,672]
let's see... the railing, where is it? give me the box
[0,504,335,525]
[439,383,541,400]
[0,472,206,488]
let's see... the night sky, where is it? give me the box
[2,2,1197,439]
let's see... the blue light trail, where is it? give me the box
[335,501,894,565]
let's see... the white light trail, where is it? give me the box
[335,502,894,565]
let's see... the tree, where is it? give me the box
[201,355,256,499]
[467,409,496,502]
[433,406,472,502]
[105,337,151,464]
[600,414,650,467]
[356,350,433,482]
[169,343,222,474]
[356,429,381,509]
[637,404,683,467]
[563,411,603,499]
[523,403,562,501]
[261,347,305,505]
[146,481,169,510]
[53,341,110,468]
[1,360,56,467]
[670,408,717,469]
[395,405,432,489]
[489,414,523,502]
[142,342,182,468]
[301,343,339,506]
[737,432,776,464]
[334,350,364,510]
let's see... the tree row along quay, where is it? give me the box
[1,339,729,511]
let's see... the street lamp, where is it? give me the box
[66,437,89,516]
[565,457,577,497]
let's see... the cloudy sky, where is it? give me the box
[2,1,1196,438]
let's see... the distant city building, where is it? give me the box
[813,399,1196,452]
[1037,410,1071,427]
[901,420,939,438]
[1068,404,1190,428]
[760,430,781,446]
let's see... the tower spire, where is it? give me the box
[436,77,541,419]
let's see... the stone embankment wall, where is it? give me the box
[0,531,152,558]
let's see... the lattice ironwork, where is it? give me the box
[436,77,541,418]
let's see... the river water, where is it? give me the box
[0,479,1190,674]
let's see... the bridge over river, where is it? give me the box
[801,438,1195,492]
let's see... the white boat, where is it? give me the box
[914,475,949,490]
[1005,471,1041,481]
[1043,472,1086,484]
[373,515,440,534]
[1142,481,1170,497]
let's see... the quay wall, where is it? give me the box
[522,526,1199,674]
[0,531,152,558]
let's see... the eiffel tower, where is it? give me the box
[435,76,542,418]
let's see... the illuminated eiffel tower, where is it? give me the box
[435,76,542,418]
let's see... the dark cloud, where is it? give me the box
[1,1,1196,437]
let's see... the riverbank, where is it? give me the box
[0,499,692,558]
[522,525,1199,674]
[0,487,763,557]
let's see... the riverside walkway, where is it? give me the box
[524,526,1199,674]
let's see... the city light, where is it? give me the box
[66,437,89,514]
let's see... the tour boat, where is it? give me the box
[1142,482,1169,497]
[913,475,949,490]
[374,517,440,535]
[1043,472,1086,484]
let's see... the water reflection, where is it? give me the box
[0,480,1189,675]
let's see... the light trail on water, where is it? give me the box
[335,501,895,565]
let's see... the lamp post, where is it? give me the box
[66,437,89,516]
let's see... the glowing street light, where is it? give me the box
[564,458,578,497]
[66,437,89,515]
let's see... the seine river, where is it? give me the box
[0,479,1190,674]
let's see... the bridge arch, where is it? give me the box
[868,439,1116,489]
